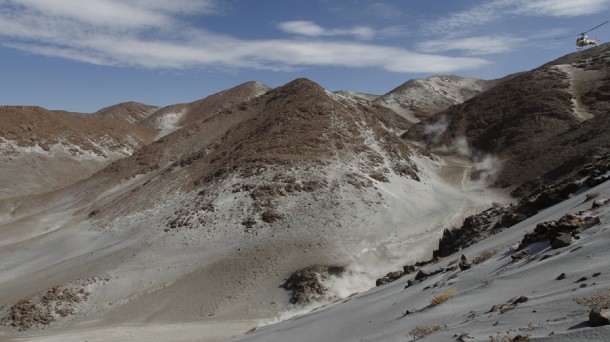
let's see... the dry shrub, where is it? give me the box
[430,288,457,305]
[473,249,497,264]
[575,288,610,309]
[585,192,599,201]
[489,334,529,342]
[409,324,440,339]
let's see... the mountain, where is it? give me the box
[375,75,496,123]
[142,81,271,137]
[405,43,610,193]
[2,45,610,341]
[93,101,160,124]
[0,105,158,198]
[0,77,504,336]
[0,82,271,199]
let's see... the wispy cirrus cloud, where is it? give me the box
[417,0,610,56]
[0,0,489,74]
[417,35,526,55]
[422,0,610,36]
[512,0,610,17]
[277,21,375,40]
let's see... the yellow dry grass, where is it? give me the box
[430,288,457,305]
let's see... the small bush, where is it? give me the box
[409,324,440,339]
[575,288,610,309]
[585,192,599,201]
[473,249,497,264]
[430,288,457,305]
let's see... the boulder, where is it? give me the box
[376,271,405,287]
[414,270,429,281]
[402,265,417,274]
[589,308,610,327]
[459,254,472,270]
[592,198,609,209]
[551,233,572,249]
[511,251,527,261]
[281,265,345,304]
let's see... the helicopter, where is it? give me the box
[558,20,609,49]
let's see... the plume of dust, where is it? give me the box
[422,115,449,144]
[258,237,430,328]
[422,115,502,188]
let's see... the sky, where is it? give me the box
[0,0,609,113]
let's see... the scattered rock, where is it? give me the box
[556,273,567,280]
[589,308,610,327]
[591,198,609,209]
[456,332,474,341]
[403,265,417,274]
[376,271,405,287]
[401,310,413,317]
[500,307,514,314]
[512,296,529,305]
[592,272,601,278]
[551,233,572,249]
[575,277,588,283]
[415,270,430,281]
[511,251,527,261]
[459,254,472,271]
[2,286,90,331]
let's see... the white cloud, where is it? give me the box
[417,36,526,55]
[0,1,489,74]
[421,2,502,36]
[10,0,166,28]
[422,0,610,36]
[512,0,610,17]
[278,21,375,40]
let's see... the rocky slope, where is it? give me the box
[0,106,158,198]
[0,77,504,337]
[93,101,160,124]
[142,81,271,138]
[0,82,271,199]
[405,43,610,192]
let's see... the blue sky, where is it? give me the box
[0,0,609,113]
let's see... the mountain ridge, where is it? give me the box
[1,44,610,341]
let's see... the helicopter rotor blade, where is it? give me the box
[555,33,578,40]
[555,20,609,40]
[582,20,609,35]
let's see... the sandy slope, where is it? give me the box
[3,170,607,342]
[0,148,507,341]
[235,180,610,342]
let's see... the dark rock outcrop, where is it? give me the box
[281,265,345,304]
[589,308,610,327]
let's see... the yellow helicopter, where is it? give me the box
[559,20,609,49]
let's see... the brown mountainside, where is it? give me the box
[405,43,610,190]
[0,78,463,326]
[0,106,158,198]
[4,45,610,335]
[143,81,271,134]
[93,101,160,124]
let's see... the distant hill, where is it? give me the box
[375,75,496,122]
